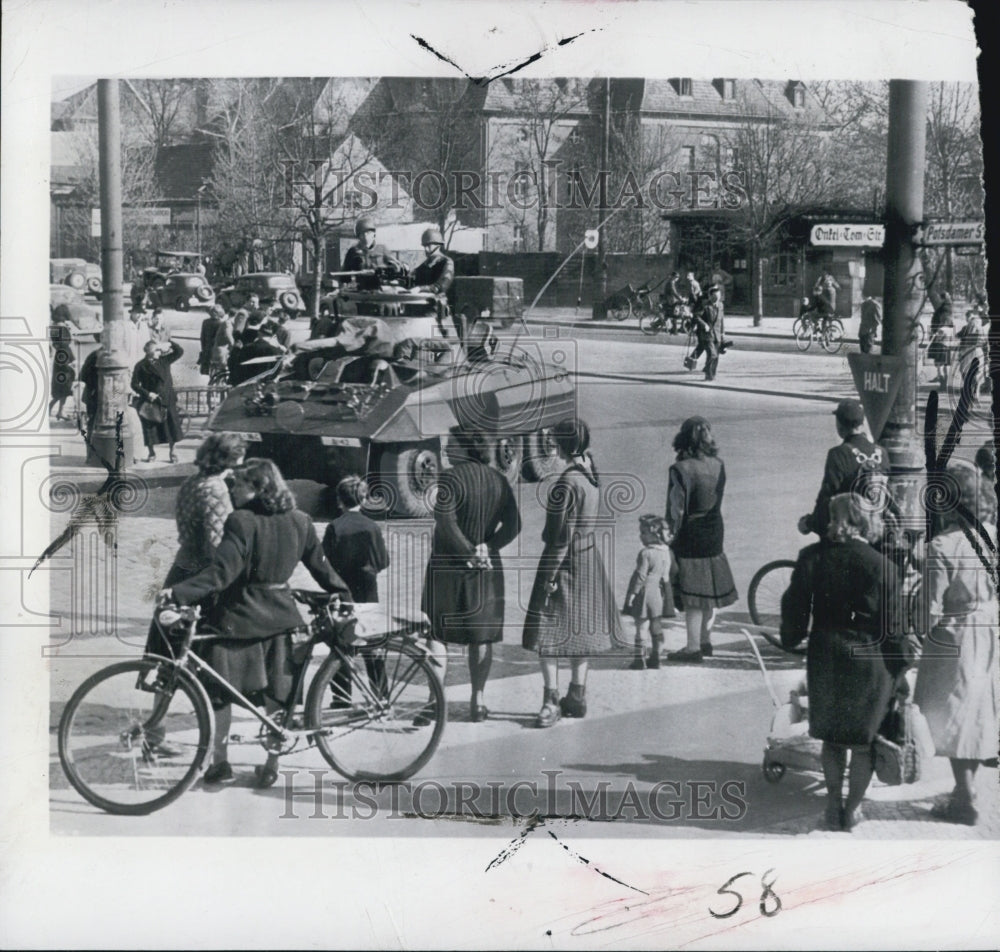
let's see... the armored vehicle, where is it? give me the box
[206,321,576,517]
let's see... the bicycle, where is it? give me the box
[639,301,694,337]
[57,591,445,815]
[793,311,845,354]
[605,280,665,323]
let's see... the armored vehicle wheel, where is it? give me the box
[495,435,523,484]
[377,444,439,518]
[522,427,562,481]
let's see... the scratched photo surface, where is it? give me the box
[3,1,997,949]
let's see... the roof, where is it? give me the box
[639,79,830,124]
[153,143,216,200]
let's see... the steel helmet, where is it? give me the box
[421,227,444,247]
[355,216,377,237]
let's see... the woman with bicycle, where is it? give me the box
[162,459,351,786]
[145,433,247,659]
[781,494,906,832]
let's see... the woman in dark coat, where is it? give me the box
[781,493,904,832]
[927,291,955,385]
[664,416,737,662]
[523,418,625,727]
[165,459,351,786]
[422,432,521,721]
[130,339,184,462]
[48,312,76,420]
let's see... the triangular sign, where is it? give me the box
[846,353,906,441]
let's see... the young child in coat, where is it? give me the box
[622,515,676,669]
[321,475,390,705]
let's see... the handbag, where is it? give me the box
[138,400,165,423]
[872,694,934,786]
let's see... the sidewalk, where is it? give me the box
[523,306,870,342]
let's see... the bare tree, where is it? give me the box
[207,78,386,319]
[731,85,838,323]
[505,78,591,251]
[924,81,983,295]
[357,79,485,245]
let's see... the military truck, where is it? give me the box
[206,320,575,518]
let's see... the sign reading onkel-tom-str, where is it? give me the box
[810,223,886,247]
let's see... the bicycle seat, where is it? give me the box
[291,588,342,611]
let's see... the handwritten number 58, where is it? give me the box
[709,868,781,919]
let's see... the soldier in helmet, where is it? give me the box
[412,226,457,337]
[342,216,405,276]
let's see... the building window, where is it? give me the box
[518,126,529,142]
[678,78,692,97]
[567,126,581,146]
[722,79,736,100]
[769,252,800,288]
[512,223,526,251]
[724,146,742,169]
[679,146,695,171]
[513,160,532,203]
[787,82,805,108]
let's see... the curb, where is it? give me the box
[523,317,861,345]
[576,369,847,405]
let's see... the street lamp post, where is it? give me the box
[881,80,929,544]
[89,79,133,470]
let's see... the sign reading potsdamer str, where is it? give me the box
[809,223,886,247]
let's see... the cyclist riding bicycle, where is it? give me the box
[661,270,686,332]
[811,272,841,332]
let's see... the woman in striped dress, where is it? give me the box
[523,418,625,726]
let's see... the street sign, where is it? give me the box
[92,206,172,234]
[810,223,885,247]
[583,229,599,250]
[912,221,984,246]
[846,353,905,441]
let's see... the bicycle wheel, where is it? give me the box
[58,658,213,815]
[305,638,446,782]
[608,301,632,322]
[747,560,803,652]
[793,319,813,351]
[821,321,845,354]
[639,312,662,336]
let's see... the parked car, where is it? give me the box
[217,272,307,316]
[49,284,102,339]
[50,258,102,298]
[147,273,216,311]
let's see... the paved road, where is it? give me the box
[46,312,997,838]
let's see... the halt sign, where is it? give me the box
[847,353,905,440]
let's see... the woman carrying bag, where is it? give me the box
[131,339,184,463]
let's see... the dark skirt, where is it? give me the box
[197,633,299,709]
[807,627,895,746]
[672,554,738,610]
[51,358,75,400]
[422,554,505,645]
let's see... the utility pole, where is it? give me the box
[591,77,610,319]
[881,80,928,541]
[89,79,133,469]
